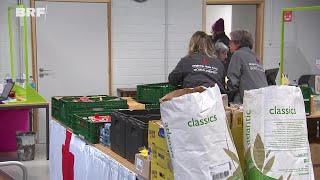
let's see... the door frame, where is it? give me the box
[30,0,112,135]
[203,0,265,64]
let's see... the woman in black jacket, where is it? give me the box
[168,31,226,93]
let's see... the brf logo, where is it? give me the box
[16,8,46,17]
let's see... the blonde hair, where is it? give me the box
[188,31,215,58]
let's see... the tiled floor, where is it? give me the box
[0,144,49,180]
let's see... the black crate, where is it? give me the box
[126,114,161,163]
[110,109,160,161]
[110,111,127,158]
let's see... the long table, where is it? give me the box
[50,119,136,180]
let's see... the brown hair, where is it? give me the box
[188,31,215,58]
[230,30,253,49]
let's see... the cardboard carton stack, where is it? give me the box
[225,106,245,173]
[310,143,320,179]
[148,121,173,180]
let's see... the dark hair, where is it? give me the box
[188,31,215,57]
[230,30,253,49]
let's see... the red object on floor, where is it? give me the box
[0,109,29,152]
[62,130,74,180]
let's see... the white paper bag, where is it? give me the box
[160,85,243,180]
[243,86,314,180]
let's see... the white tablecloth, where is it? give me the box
[49,120,136,180]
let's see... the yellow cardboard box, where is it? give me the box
[148,120,168,150]
[231,127,245,173]
[150,145,172,170]
[231,109,243,129]
[151,161,174,180]
[225,108,245,173]
[148,120,172,170]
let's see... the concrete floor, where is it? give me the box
[0,144,49,180]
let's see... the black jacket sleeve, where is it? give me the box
[168,59,184,86]
[227,53,242,101]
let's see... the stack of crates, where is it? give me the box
[71,112,111,144]
[52,96,62,120]
[136,83,178,110]
[51,95,128,127]
[300,86,313,115]
[148,120,173,180]
[110,109,161,163]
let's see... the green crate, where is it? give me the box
[144,103,160,110]
[58,96,128,127]
[70,110,116,131]
[52,97,63,120]
[136,83,178,103]
[300,86,313,115]
[72,112,112,144]
[52,95,97,121]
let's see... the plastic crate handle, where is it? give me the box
[91,107,105,112]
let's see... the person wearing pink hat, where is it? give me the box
[211,18,230,47]
[211,18,232,88]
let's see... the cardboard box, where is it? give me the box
[225,108,245,173]
[148,121,172,170]
[231,127,245,173]
[222,94,228,107]
[225,109,232,129]
[150,145,172,170]
[123,97,146,110]
[135,153,151,180]
[148,121,168,150]
[310,95,320,115]
[231,109,243,129]
[151,161,174,180]
[310,143,320,179]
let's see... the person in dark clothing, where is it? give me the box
[214,42,229,87]
[168,31,226,93]
[227,30,268,104]
[211,18,232,76]
[212,18,230,46]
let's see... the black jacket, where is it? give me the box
[168,53,226,93]
[212,32,230,47]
